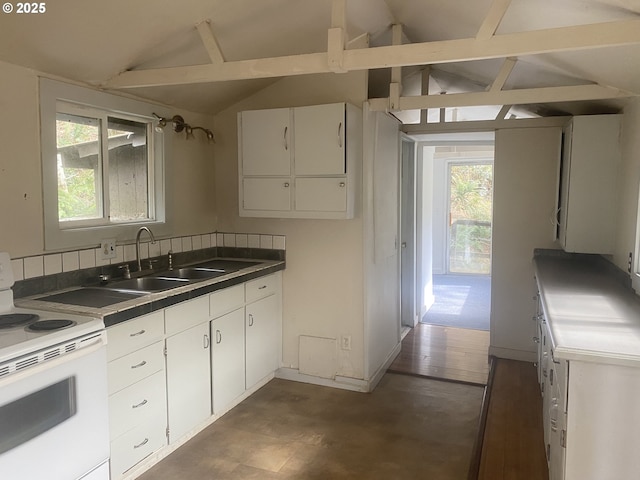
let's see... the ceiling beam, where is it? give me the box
[489,57,517,92]
[105,19,640,89]
[196,20,225,64]
[368,84,633,111]
[476,0,513,40]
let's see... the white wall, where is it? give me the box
[213,72,370,380]
[0,60,217,258]
[363,110,401,381]
[491,127,561,361]
[613,98,640,272]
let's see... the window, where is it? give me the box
[40,79,169,250]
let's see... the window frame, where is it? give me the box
[40,78,171,251]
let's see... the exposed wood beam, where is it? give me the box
[106,19,640,89]
[368,84,632,111]
[402,116,570,134]
[495,104,512,120]
[476,0,512,40]
[420,66,431,124]
[489,57,517,92]
[328,0,347,72]
[390,24,403,110]
[196,20,225,64]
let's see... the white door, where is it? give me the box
[245,295,278,388]
[211,308,246,414]
[295,177,347,212]
[242,178,292,211]
[293,103,345,175]
[240,108,291,176]
[166,322,211,443]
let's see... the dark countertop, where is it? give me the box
[534,250,640,366]
[16,258,285,327]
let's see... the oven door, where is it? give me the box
[0,337,109,480]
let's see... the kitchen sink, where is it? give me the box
[101,276,190,292]
[153,267,227,280]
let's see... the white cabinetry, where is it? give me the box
[210,284,246,415]
[106,311,166,480]
[556,114,621,254]
[164,296,211,444]
[238,103,361,219]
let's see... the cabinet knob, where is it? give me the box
[533,336,540,344]
[339,182,346,188]
[284,182,290,188]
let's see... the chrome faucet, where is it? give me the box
[135,226,156,272]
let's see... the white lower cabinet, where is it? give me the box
[165,296,211,444]
[245,294,279,389]
[106,311,167,480]
[106,271,282,479]
[211,308,246,414]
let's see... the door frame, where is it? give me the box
[400,136,418,328]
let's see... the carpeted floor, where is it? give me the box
[423,274,491,331]
[138,375,483,479]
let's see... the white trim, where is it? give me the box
[40,78,171,251]
[275,367,369,392]
[367,341,402,392]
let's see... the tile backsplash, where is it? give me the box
[9,231,286,283]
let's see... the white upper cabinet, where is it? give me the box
[556,114,621,254]
[240,108,291,176]
[238,102,361,219]
[293,103,345,176]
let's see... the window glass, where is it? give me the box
[106,117,150,223]
[56,113,103,222]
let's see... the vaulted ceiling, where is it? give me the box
[0,0,638,118]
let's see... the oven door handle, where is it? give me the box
[0,333,106,388]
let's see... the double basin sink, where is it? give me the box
[39,259,261,308]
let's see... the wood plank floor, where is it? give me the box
[478,359,548,480]
[388,323,490,385]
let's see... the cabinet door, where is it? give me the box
[242,177,291,211]
[211,308,246,414]
[245,294,279,389]
[166,322,211,444]
[295,177,347,212]
[240,108,291,176]
[294,103,346,175]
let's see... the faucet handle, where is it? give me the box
[118,264,131,279]
[145,259,159,270]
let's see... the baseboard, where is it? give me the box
[276,367,369,392]
[489,346,536,363]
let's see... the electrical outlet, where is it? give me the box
[341,335,352,351]
[100,239,117,260]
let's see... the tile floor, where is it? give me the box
[138,374,484,479]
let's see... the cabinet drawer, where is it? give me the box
[165,295,209,336]
[108,342,164,395]
[295,177,347,212]
[110,419,166,479]
[107,311,164,362]
[109,370,167,439]
[245,274,278,303]
[210,284,245,319]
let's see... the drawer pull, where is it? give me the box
[248,314,254,327]
[133,438,149,449]
[132,399,148,409]
[216,330,222,344]
[131,360,147,369]
[258,285,267,290]
[204,334,210,349]
[130,329,146,337]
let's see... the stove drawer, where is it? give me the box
[110,418,166,479]
[107,311,164,362]
[108,341,164,395]
[109,370,167,439]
